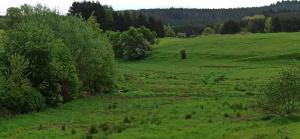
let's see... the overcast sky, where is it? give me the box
[0,0,281,15]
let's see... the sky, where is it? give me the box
[0,0,281,15]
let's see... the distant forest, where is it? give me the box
[132,1,300,35]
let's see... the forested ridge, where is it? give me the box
[132,1,300,33]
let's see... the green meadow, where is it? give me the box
[1,32,300,139]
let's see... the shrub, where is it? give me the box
[106,31,123,58]
[86,134,93,139]
[123,117,131,123]
[107,27,156,61]
[0,54,46,114]
[221,20,241,34]
[223,113,229,118]
[61,124,66,131]
[4,19,80,105]
[89,124,98,134]
[71,129,76,135]
[202,27,215,35]
[258,68,300,116]
[185,114,192,119]
[3,4,116,104]
[137,26,157,45]
[180,49,187,59]
[121,27,150,60]
[164,25,176,37]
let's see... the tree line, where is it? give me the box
[135,1,300,36]
[0,5,115,115]
[200,12,300,35]
[68,1,164,37]
[0,3,160,115]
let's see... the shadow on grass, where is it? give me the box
[269,115,300,125]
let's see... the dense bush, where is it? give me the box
[264,17,272,33]
[0,54,45,114]
[107,31,123,58]
[137,26,157,45]
[221,20,241,34]
[164,25,176,37]
[242,15,265,33]
[0,5,115,113]
[180,49,187,59]
[258,68,300,116]
[202,27,215,35]
[122,27,150,60]
[107,26,156,60]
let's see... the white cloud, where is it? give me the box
[0,0,280,15]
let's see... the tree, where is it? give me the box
[164,25,176,37]
[242,15,265,33]
[137,13,147,28]
[121,27,150,60]
[87,15,102,37]
[213,23,223,34]
[2,5,116,110]
[221,20,241,34]
[0,54,45,114]
[272,16,281,32]
[106,31,123,58]
[107,26,157,60]
[258,68,300,116]
[5,19,80,105]
[264,17,272,33]
[137,26,157,45]
[202,27,215,35]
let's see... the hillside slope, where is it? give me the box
[1,33,300,138]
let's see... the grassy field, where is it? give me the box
[1,32,300,139]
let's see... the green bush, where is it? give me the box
[121,27,151,60]
[202,27,215,35]
[137,26,157,45]
[180,49,187,59]
[107,31,123,58]
[164,25,176,37]
[0,54,45,114]
[0,4,116,113]
[258,68,300,116]
[107,27,156,60]
[4,18,80,105]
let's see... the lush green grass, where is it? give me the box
[1,32,300,138]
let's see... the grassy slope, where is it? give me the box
[1,33,300,138]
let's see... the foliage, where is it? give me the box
[137,26,157,45]
[221,20,241,34]
[106,31,123,58]
[213,23,223,34]
[87,15,102,37]
[1,4,115,112]
[0,54,45,114]
[272,12,300,32]
[258,68,300,116]
[121,27,150,60]
[264,17,272,33]
[68,1,164,37]
[107,26,156,60]
[3,33,300,138]
[4,15,80,105]
[180,49,187,59]
[202,27,215,35]
[164,25,176,37]
[242,15,265,33]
